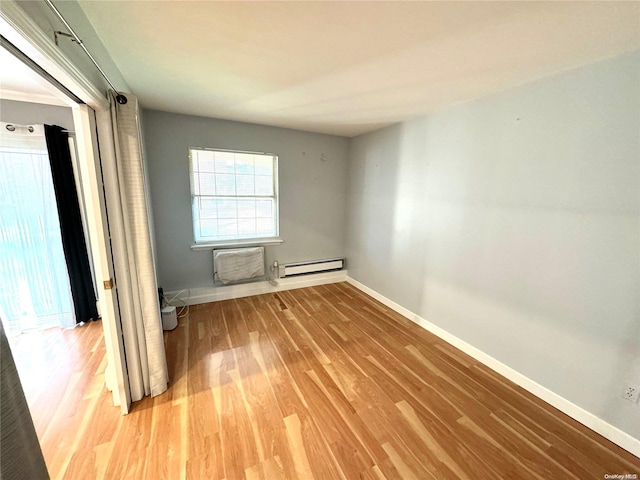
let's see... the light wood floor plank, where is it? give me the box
[7,282,639,479]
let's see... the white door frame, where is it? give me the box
[1,0,131,413]
[72,105,131,413]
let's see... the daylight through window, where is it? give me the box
[189,148,278,243]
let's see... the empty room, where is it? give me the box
[0,1,639,479]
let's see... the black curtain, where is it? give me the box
[44,125,99,324]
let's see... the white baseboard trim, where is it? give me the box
[346,276,640,458]
[166,270,348,306]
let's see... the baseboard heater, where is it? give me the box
[281,257,344,278]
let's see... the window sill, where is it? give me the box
[190,237,284,251]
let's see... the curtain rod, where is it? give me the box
[4,123,74,135]
[43,0,128,105]
[4,123,35,133]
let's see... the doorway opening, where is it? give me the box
[0,3,133,418]
[0,113,98,336]
[0,34,108,380]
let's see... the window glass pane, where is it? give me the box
[199,219,218,238]
[256,199,273,218]
[235,154,254,174]
[236,174,254,195]
[198,150,215,172]
[237,199,255,218]
[215,174,236,195]
[238,218,256,237]
[214,152,235,173]
[256,218,275,236]
[192,172,200,195]
[218,219,238,237]
[255,155,273,175]
[255,175,273,195]
[191,150,199,173]
[199,198,218,218]
[217,199,237,218]
[198,173,216,195]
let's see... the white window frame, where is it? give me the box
[189,147,281,248]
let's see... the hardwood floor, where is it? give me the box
[10,282,640,479]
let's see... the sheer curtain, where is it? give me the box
[108,93,168,399]
[0,123,75,335]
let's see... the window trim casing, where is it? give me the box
[189,147,280,246]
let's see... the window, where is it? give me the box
[0,124,76,333]
[189,148,278,244]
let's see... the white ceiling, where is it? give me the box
[78,1,640,137]
[0,46,72,107]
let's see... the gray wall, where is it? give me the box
[346,51,640,438]
[0,99,73,129]
[142,110,349,291]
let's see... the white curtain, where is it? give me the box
[0,123,75,335]
[108,94,168,399]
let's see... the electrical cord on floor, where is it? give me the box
[162,289,190,318]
